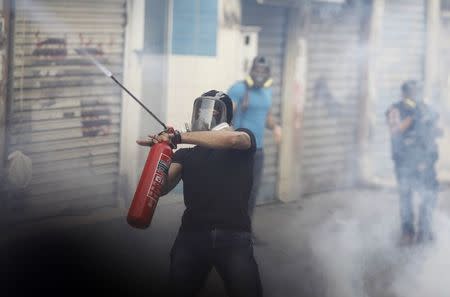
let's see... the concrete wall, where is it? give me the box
[119,0,146,203]
[278,5,306,202]
[166,0,243,131]
[119,0,244,201]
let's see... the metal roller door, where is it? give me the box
[242,0,288,204]
[301,3,361,194]
[367,0,425,184]
[6,0,126,222]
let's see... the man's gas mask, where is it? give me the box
[246,56,272,89]
[190,91,230,132]
[401,80,423,108]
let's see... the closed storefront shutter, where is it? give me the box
[367,0,425,184]
[6,0,126,222]
[301,3,361,194]
[242,0,288,204]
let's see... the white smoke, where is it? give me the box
[307,190,450,297]
[390,212,450,297]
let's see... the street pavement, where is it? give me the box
[3,188,450,297]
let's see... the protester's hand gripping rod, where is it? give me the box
[77,49,167,130]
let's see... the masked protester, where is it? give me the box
[385,80,441,245]
[137,90,262,297]
[227,56,282,244]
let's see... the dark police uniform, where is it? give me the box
[386,99,439,241]
[168,128,262,297]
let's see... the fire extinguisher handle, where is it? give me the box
[166,140,177,150]
[157,126,175,135]
[157,126,178,149]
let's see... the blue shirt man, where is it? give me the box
[228,81,272,149]
[227,56,282,235]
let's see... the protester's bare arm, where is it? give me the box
[137,130,252,151]
[160,163,182,196]
[266,109,282,144]
[386,107,413,135]
[397,117,413,134]
[181,130,252,150]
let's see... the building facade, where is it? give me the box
[1,0,449,227]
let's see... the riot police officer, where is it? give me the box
[386,80,441,245]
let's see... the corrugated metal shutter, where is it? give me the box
[301,4,361,194]
[242,0,288,204]
[6,0,126,222]
[367,0,425,183]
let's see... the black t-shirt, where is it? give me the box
[172,128,256,232]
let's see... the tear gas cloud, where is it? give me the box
[288,2,450,296]
[304,190,450,297]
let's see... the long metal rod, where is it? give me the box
[110,76,167,130]
[77,49,167,130]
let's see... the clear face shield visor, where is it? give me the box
[191,97,227,131]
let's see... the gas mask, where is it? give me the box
[401,80,423,106]
[190,94,228,132]
[246,56,272,88]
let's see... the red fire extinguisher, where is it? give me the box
[127,136,174,229]
[76,50,175,229]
